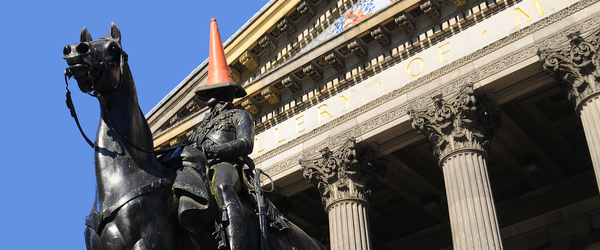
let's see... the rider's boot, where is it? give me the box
[223,203,246,250]
[215,183,246,250]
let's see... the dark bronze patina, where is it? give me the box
[63,23,325,250]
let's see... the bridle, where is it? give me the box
[64,44,189,154]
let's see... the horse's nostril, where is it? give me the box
[63,45,71,55]
[76,43,89,53]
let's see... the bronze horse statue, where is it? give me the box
[62,23,326,250]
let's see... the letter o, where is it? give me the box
[407,58,425,77]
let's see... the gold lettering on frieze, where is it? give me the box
[254,137,265,155]
[275,128,286,144]
[437,42,450,64]
[515,0,544,26]
[318,104,333,123]
[295,115,306,134]
[407,58,425,77]
[340,90,354,110]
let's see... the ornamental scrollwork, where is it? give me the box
[299,137,387,210]
[538,27,600,113]
[407,83,501,165]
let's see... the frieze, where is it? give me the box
[253,0,600,177]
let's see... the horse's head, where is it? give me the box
[63,23,127,95]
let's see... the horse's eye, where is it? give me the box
[108,43,121,56]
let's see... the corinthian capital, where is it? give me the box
[538,28,600,113]
[408,83,501,165]
[299,138,387,210]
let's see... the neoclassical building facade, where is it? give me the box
[147,0,600,248]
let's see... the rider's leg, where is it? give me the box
[212,162,246,250]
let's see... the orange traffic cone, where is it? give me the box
[196,18,247,99]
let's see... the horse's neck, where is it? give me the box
[97,70,153,161]
[94,70,159,207]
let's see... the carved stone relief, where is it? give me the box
[242,98,261,115]
[303,63,323,81]
[371,27,391,46]
[407,83,501,164]
[261,86,281,105]
[395,13,416,34]
[538,27,600,113]
[325,52,345,70]
[277,17,295,36]
[297,0,315,18]
[299,137,387,209]
[347,40,368,58]
[259,35,277,53]
[282,75,302,93]
[420,0,441,20]
[239,50,259,71]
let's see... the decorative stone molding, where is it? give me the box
[261,86,281,105]
[347,40,368,58]
[297,0,315,18]
[303,63,323,81]
[407,83,501,164]
[450,0,467,7]
[170,137,183,147]
[258,34,277,53]
[420,0,441,20]
[325,52,345,70]
[228,66,241,83]
[282,75,302,93]
[299,137,387,209]
[277,17,295,36]
[538,27,600,113]
[384,20,399,31]
[371,27,391,46]
[239,50,259,71]
[169,113,180,126]
[253,0,600,171]
[186,99,200,113]
[241,98,260,115]
[395,13,416,34]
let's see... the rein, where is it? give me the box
[64,66,189,155]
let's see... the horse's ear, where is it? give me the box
[80,27,92,43]
[110,22,121,43]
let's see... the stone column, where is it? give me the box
[539,28,600,191]
[299,138,387,250]
[408,83,503,250]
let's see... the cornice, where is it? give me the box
[225,0,302,63]
[258,0,600,179]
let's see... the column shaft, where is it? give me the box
[442,151,502,250]
[328,201,371,250]
[579,96,600,191]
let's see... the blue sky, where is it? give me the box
[0,1,268,249]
